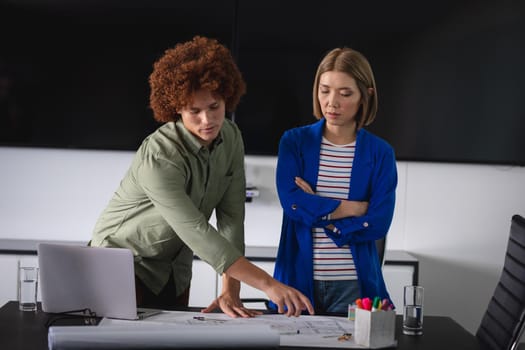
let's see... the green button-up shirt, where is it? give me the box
[91,119,245,296]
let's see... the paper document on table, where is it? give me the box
[48,323,279,349]
[99,310,397,348]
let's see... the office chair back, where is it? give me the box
[376,236,387,267]
[476,214,525,350]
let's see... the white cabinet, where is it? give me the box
[217,261,274,300]
[0,240,418,316]
[189,260,275,310]
[188,259,217,307]
[190,250,419,313]
[217,260,274,310]
[383,264,415,314]
[383,250,419,314]
[1,252,216,310]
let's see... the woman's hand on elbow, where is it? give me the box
[349,200,368,216]
[332,200,368,219]
[294,177,315,195]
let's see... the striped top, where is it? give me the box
[312,137,356,281]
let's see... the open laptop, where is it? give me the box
[37,242,161,320]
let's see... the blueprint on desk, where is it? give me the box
[96,310,396,348]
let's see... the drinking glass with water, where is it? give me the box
[18,266,39,312]
[403,285,424,335]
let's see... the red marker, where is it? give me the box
[362,297,372,311]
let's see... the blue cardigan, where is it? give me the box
[271,119,398,310]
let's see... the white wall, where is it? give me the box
[0,147,133,241]
[400,161,525,335]
[1,146,524,335]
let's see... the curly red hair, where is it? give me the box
[149,36,246,123]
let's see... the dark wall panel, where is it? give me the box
[1,0,523,165]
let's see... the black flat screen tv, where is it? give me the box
[1,0,524,166]
[0,0,235,150]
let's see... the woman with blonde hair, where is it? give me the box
[272,47,397,314]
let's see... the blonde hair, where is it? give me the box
[312,47,378,129]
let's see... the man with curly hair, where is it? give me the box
[91,36,313,318]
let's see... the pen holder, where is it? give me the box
[354,308,396,348]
